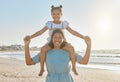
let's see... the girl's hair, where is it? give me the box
[48,29,67,48]
[51,5,62,12]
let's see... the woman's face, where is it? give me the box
[51,9,62,22]
[52,32,63,49]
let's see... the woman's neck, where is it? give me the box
[54,47,60,50]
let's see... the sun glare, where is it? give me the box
[100,18,109,33]
[99,17,110,34]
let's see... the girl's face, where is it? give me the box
[51,9,62,22]
[52,32,63,49]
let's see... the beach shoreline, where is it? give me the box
[0,58,120,82]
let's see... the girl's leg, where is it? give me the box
[39,44,51,76]
[63,43,78,75]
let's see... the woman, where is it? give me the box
[24,29,91,82]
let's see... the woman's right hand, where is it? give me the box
[24,36,31,45]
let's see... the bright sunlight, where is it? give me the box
[98,17,110,34]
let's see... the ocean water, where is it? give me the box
[0,51,120,71]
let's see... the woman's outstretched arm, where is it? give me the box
[79,36,91,64]
[24,37,35,65]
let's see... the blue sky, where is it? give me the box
[0,0,120,50]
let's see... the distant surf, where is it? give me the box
[0,51,120,71]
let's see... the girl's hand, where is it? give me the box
[24,36,31,45]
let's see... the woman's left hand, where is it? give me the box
[84,36,91,46]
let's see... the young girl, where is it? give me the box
[25,5,86,76]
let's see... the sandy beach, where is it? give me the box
[0,58,120,82]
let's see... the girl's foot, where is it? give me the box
[38,70,44,76]
[72,68,78,75]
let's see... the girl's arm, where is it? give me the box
[79,36,91,64]
[66,27,85,39]
[30,26,48,39]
